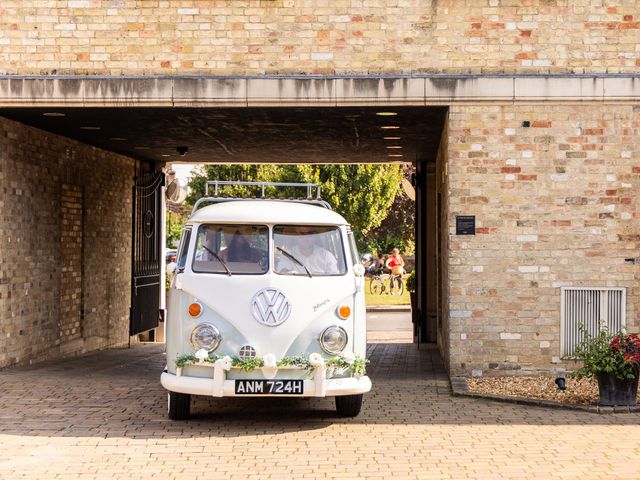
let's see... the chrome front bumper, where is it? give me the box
[161,364,371,398]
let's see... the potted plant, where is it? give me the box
[572,324,640,406]
[405,270,416,311]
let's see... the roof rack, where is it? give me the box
[190,180,331,216]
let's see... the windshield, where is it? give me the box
[273,225,347,276]
[192,224,269,275]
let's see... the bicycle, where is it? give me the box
[388,273,404,296]
[369,268,404,296]
[369,269,388,295]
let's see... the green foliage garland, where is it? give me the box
[175,353,368,378]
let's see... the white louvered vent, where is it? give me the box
[560,287,626,358]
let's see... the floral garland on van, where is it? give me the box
[175,351,368,379]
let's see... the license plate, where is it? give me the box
[235,379,304,395]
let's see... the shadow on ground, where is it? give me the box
[1,342,639,440]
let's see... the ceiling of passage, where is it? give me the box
[0,106,447,164]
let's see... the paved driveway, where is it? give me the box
[1,339,640,479]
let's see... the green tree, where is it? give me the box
[367,191,415,255]
[186,163,403,251]
[186,164,283,205]
[166,210,187,248]
[296,164,403,249]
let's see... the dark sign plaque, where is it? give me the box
[456,215,475,235]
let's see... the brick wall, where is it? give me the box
[0,116,135,368]
[0,1,638,75]
[59,184,83,345]
[446,104,640,377]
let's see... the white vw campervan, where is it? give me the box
[161,181,371,419]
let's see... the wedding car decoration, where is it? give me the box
[161,181,372,420]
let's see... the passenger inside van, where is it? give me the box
[194,224,268,274]
[218,227,261,263]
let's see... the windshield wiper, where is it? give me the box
[203,245,232,276]
[276,246,312,278]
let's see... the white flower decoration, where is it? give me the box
[195,348,209,363]
[341,352,356,365]
[215,355,232,371]
[263,353,277,368]
[309,353,325,367]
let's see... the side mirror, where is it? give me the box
[167,262,177,274]
[353,264,365,277]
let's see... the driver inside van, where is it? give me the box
[275,226,339,275]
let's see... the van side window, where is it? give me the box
[176,227,192,272]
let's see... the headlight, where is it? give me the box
[191,323,221,352]
[319,325,348,354]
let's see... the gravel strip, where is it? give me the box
[466,376,628,405]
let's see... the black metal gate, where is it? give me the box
[130,170,164,335]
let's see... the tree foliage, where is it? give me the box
[185,164,404,251]
[367,190,415,255]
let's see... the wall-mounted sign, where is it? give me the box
[456,215,475,235]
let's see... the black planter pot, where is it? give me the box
[597,372,639,406]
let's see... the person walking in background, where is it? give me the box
[385,248,405,295]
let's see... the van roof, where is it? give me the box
[188,200,349,226]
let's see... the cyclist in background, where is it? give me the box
[374,253,386,274]
[385,248,405,295]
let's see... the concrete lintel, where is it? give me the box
[83,77,174,105]
[174,77,247,106]
[334,77,425,106]
[246,78,336,106]
[0,75,639,107]
[514,77,605,101]
[603,77,640,101]
[426,77,514,103]
[0,77,84,106]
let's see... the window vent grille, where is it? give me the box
[560,287,626,358]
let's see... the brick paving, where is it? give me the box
[1,342,640,479]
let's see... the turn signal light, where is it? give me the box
[188,302,203,318]
[337,305,351,320]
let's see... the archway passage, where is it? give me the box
[0,104,447,367]
[0,106,446,164]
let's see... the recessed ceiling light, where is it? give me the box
[161,154,171,157]
[43,112,65,117]
[385,146,403,149]
[80,126,101,130]
[387,154,404,157]
[134,146,150,150]
[383,136,401,140]
[110,137,127,141]
[380,126,400,130]
[376,112,398,116]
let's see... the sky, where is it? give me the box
[169,163,198,185]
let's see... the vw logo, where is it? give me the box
[251,288,292,327]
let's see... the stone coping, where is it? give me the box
[450,376,640,414]
[1,74,639,107]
